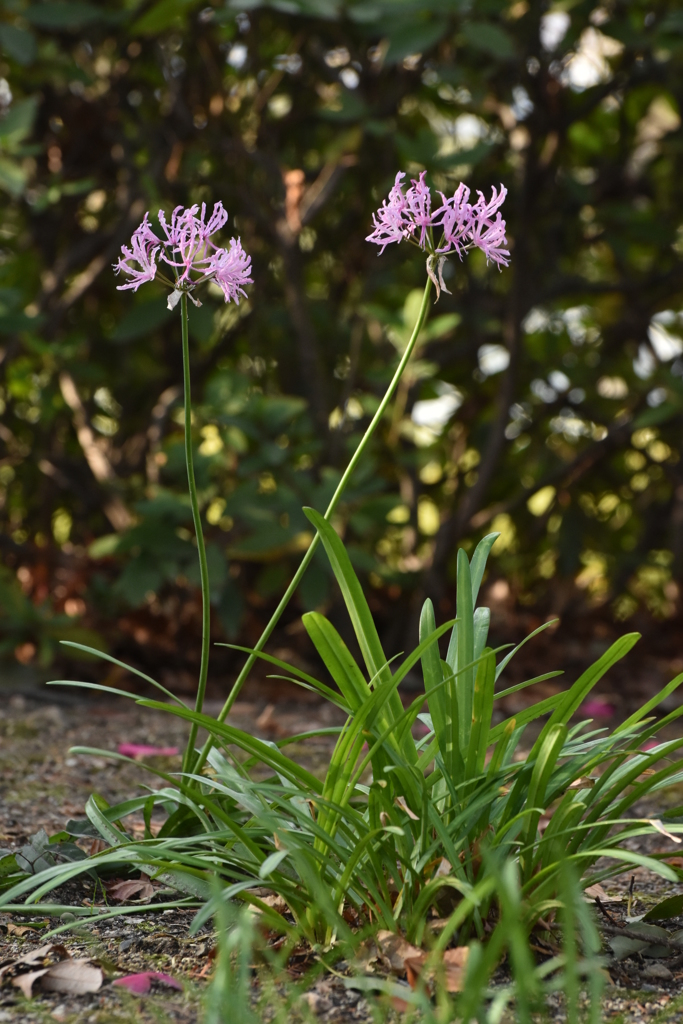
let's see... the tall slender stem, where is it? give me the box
[193,275,433,774]
[179,292,212,773]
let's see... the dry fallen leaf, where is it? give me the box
[403,953,427,988]
[39,959,103,995]
[405,946,469,992]
[376,930,424,972]
[584,883,622,903]
[434,858,452,880]
[441,947,469,992]
[255,704,286,736]
[105,873,155,902]
[647,819,682,844]
[255,893,289,915]
[0,943,68,982]
[11,968,49,998]
[394,796,419,821]
[6,923,36,936]
[568,777,596,789]
[376,930,469,993]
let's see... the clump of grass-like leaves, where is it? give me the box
[2,522,683,1014]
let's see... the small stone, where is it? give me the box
[641,962,673,981]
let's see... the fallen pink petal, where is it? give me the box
[579,700,615,718]
[112,972,183,994]
[117,744,180,759]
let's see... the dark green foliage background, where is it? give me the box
[1,0,683,667]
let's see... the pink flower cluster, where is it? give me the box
[367,172,510,267]
[114,201,253,304]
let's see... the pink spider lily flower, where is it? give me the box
[199,200,229,243]
[158,204,216,284]
[365,172,412,253]
[468,185,510,267]
[404,171,433,249]
[367,172,510,270]
[114,201,253,303]
[114,229,159,291]
[209,238,252,304]
[132,211,163,254]
[433,183,474,257]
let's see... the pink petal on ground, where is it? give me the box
[579,700,615,718]
[641,740,659,751]
[113,972,182,994]
[117,744,179,759]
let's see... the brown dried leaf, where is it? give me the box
[394,796,419,821]
[647,819,682,844]
[376,931,425,972]
[3,943,69,974]
[434,858,452,879]
[255,704,286,736]
[350,938,382,974]
[6,923,36,936]
[441,947,469,992]
[568,777,596,790]
[40,959,103,995]
[404,946,469,992]
[105,873,155,902]
[404,954,427,989]
[258,893,289,914]
[584,883,622,903]
[11,968,49,998]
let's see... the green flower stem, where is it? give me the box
[192,275,433,774]
[179,292,212,774]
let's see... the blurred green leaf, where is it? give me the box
[0,97,38,144]
[461,21,516,59]
[23,3,103,29]
[110,296,172,342]
[0,26,37,66]
[385,18,449,64]
[132,0,199,35]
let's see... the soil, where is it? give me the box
[2,685,683,1023]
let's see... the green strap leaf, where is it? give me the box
[303,507,389,685]
[527,633,640,762]
[520,724,567,881]
[467,649,496,778]
[473,607,490,662]
[303,611,369,710]
[469,532,499,604]
[85,795,129,847]
[137,700,324,794]
[419,599,447,748]
[452,549,474,751]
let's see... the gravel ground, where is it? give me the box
[2,690,683,1022]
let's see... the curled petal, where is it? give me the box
[367,172,510,270]
[114,202,252,298]
[201,200,229,241]
[404,171,432,248]
[114,231,158,291]
[209,237,253,303]
[366,172,412,252]
[469,186,510,267]
[433,183,473,256]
